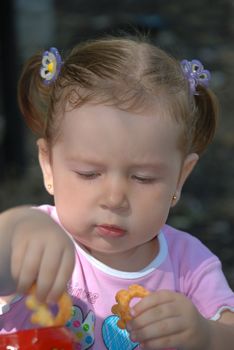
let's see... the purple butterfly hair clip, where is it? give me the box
[180,59,211,95]
[40,47,63,85]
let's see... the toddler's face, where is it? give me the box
[38,104,197,270]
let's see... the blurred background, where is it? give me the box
[0,0,234,288]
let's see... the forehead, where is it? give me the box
[55,104,182,161]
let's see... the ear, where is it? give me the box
[171,153,199,206]
[37,138,54,195]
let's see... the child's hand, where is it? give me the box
[127,290,210,350]
[11,210,75,302]
[0,207,75,302]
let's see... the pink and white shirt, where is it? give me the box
[1,205,234,350]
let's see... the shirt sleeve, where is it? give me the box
[183,253,234,319]
[164,226,234,320]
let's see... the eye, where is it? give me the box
[75,171,100,179]
[132,175,156,184]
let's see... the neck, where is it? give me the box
[89,237,159,271]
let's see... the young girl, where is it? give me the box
[0,35,234,349]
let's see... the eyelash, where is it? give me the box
[132,175,156,184]
[75,172,156,184]
[75,172,100,179]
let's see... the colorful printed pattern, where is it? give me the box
[102,316,139,349]
[66,306,95,350]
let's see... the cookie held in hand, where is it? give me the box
[111,284,149,329]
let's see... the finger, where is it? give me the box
[130,301,181,331]
[35,243,65,302]
[45,248,75,302]
[132,289,176,316]
[16,242,44,294]
[140,328,188,350]
[129,316,183,345]
[11,238,28,280]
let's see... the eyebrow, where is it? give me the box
[66,156,104,166]
[130,162,169,171]
[67,153,164,164]
[66,156,168,170]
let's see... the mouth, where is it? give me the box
[96,224,127,238]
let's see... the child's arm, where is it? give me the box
[0,206,75,302]
[207,311,234,350]
[127,290,234,350]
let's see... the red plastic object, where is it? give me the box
[0,326,75,349]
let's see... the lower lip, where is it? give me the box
[96,225,126,238]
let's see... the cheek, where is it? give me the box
[136,191,172,224]
[53,181,90,227]
[138,184,173,208]
[56,188,89,217]
[56,202,89,238]
[53,171,84,199]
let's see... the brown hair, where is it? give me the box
[18,34,218,155]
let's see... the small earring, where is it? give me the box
[172,194,177,200]
[47,184,52,190]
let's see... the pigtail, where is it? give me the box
[191,86,219,155]
[17,53,52,137]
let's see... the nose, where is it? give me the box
[100,177,129,211]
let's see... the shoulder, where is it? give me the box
[35,205,61,225]
[162,224,213,252]
[36,204,55,215]
[161,224,219,270]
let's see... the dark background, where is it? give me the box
[0,0,234,288]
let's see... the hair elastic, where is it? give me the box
[40,47,62,85]
[180,59,211,95]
